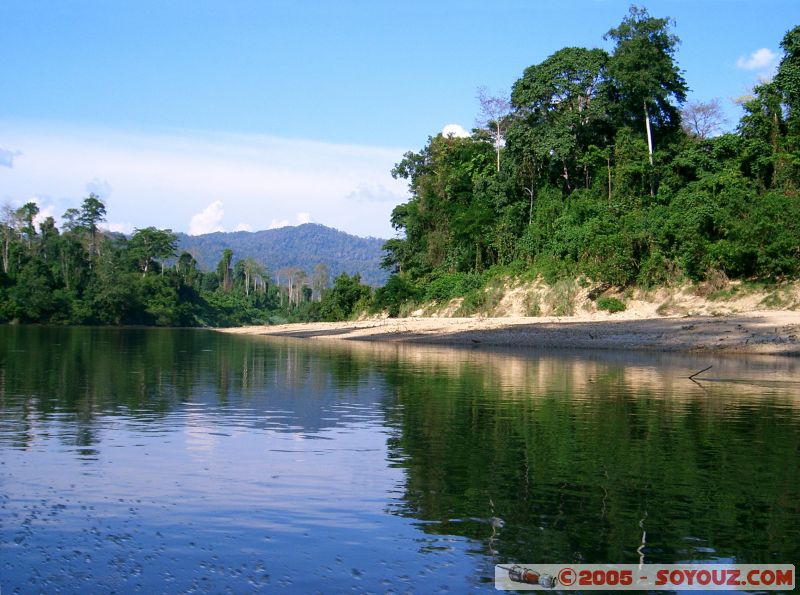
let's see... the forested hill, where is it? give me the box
[176,223,390,286]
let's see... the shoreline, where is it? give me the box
[218,310,800,356]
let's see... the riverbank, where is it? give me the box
[219,310,800,355]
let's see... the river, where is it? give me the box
[1,327,798,592]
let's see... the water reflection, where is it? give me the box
[1,327,798,592]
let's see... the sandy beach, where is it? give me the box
[219,310,800,355]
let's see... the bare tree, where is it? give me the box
[275,268,288,305]
[0,203,21,274]
[476,86,511,172]
[517,156,542,225]
[293,270,308,306]
[312,263,329,301]
[286,268,299,305]
[277,267,307,307]
[681,99,727,139]
[253,272,268,295]
[241,257,266,296]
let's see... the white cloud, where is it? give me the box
[266,214,310,229]
[736,48,779,73]
[189,201,226,235]
[104,221,134,235]
[267,218,290,229]
[31,200,55,227]
[346,181,405,203]
[441,123,470,138]
[0,148,21,168]
[233,222,253,232]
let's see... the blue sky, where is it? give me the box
[1,0,798,238]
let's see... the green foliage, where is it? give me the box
[423,272,483,303]
[637,249,679,287]
[318,273,372,321]
[596,296,627,313]
[510,46,611,193]
[529,253,577,285]
[604,5,687,141]
[7,259,59,322]
[775,26,800,132]
[389,133,498,276]
[455,284,503,316]
[0,193,298,327]
[201,289,273,327]
[128,227,177,276]
[372,275,421,317]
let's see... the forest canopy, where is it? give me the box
[383,8,800,297]
[0,194,375,326]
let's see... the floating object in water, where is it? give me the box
[505,565,558,588]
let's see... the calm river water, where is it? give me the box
[1,327,798,593]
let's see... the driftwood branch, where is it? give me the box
[688,365,713,380]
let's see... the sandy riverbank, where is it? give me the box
[219,310,800,355]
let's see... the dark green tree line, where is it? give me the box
[0,192,374,326]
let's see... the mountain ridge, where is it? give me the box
[176,223,390,286]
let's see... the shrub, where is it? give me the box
[533,254,577,285]
[547,280,577,316]
[319,273,372,321]
[455,285,503,316]
[524,293,541,316]
[424,271,483,302]
[372,275,420,317]
[596,297,626,313]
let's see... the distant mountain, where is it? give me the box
[176,223,390,286]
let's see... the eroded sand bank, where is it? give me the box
[218,310,800,355]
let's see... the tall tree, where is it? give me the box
[739,83,785,188]
[16,202,40,251]
[176,251,199,286]
[389,133,495,275]
[605,6,688,166]
[38,216,59,263]
[128,227,177,276]
[217,248,233,291]
[510,46,611,192]
[292,270,308,306]
[61,208,82,232]
[775,25,800,133]
[283,267,305,306]
[476,86,511,172]
[78,193,107,258]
